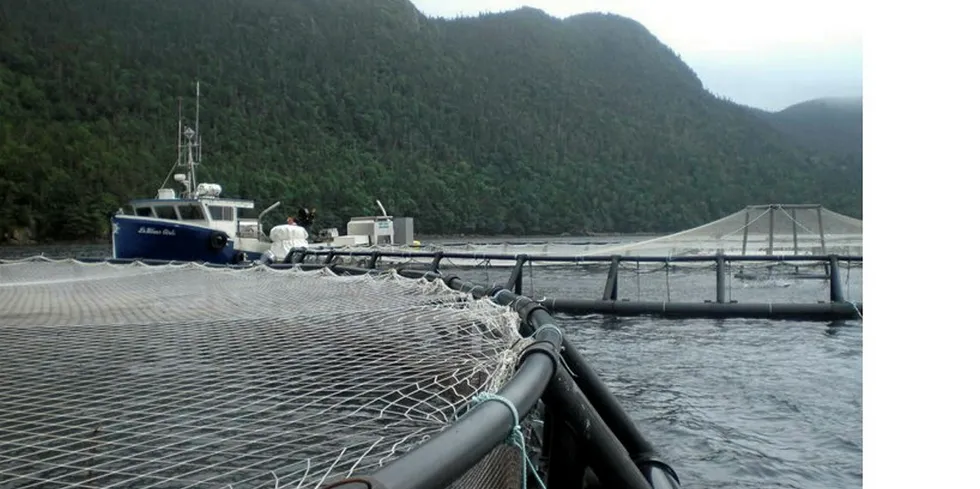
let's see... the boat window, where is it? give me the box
[238,221,259,239]
[177,205,205,220]
[134,206,153,217]
[154,205,178,220]
[208,206,235,221]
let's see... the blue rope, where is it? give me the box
[468,392,547,489]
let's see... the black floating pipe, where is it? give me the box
[492,289,677,489]
[295,248,863,264]
[555,338,680,488]
[356,302,562,489]
[603,255,621,301]
[715,252,726,303]
[68,253,862,271]
[828,255,844,303]
[346,272,679,489]
[413,264,663,479]
[507,254,528,296]
[314,250,334,266]
[543,298,862,321]
[328,264,381,277]
[543,363,662,489]
[443,275,494,299]
[367,267,495,299]
[430,251,444,273]
[542,407,588,489]
[310,265,855,323]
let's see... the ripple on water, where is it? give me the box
[563,313,862,489]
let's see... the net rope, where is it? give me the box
[0,257,526,489]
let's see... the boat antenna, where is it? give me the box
[177,97,183,168]
[157,85,202,195]
[159,97,184,191]
[195,81,201,169]
[187,81,199,192]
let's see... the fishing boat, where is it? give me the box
[110,83,408,265]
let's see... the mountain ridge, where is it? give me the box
[0,0,861,242]
[754,96,863,157]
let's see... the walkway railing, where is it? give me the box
[284,249,864,321]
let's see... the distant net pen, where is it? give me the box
[580,204,863,260]
[310,204,861,274]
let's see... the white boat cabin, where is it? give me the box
[119,185,258,241]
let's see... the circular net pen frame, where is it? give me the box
[0,258,527,488]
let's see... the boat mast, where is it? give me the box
[195,80,201,181]
[182,81,201,197]
[157,83,202,196]
[177,97,182,172]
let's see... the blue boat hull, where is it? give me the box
[111,216,259,264]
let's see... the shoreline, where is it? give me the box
[415,231,660,241]
[2,231,663,248]
[0,238,111,248]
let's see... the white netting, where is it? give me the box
[573,204,862,259]
[306,205,861,269]
[0,257,525,488]
[298,241,625,269]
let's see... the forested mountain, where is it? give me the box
[757,97,863,157]
[0,0,862,243]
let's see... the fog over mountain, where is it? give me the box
[414,0,863,111]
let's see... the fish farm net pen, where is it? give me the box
[0,258,537,488]
[1,257,680,489]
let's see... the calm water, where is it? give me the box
[453,254,862,489]
[0,241,862,489]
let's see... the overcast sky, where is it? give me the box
[411,0,863,111]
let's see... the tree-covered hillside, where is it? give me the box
[0,0,862,243]
[759,97,863,157]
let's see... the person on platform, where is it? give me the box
[258,216,310,264]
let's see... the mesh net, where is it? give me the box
[0,257,528,488]
[578,204,863,258]
[306,205,861,270]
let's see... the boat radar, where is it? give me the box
[155,82,223,200]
